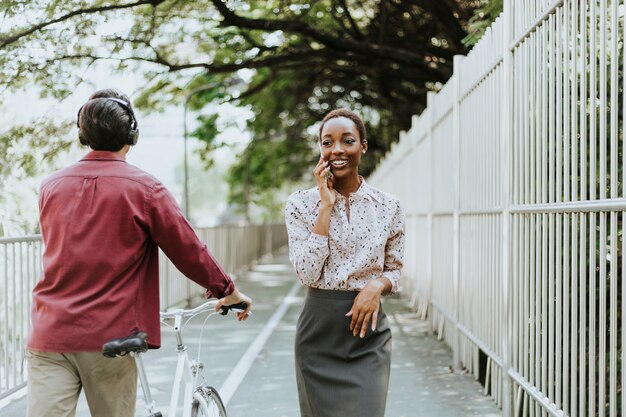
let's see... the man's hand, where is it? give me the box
[215,288,252,321]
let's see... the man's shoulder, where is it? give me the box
[42,159,163,190]
[112,163,163,188]
[41,163,81,188]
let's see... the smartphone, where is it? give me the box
[322,159,333,179]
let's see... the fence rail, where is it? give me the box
[0,223,287,400]
[370,1,624,416]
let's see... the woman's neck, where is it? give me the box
[334,175,361,198]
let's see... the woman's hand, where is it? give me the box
[314,157,336,208]
[345,280,386,338]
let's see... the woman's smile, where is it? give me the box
[330,158,349,168]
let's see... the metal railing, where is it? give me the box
[0,223,287,400]
[369,1,623,416]
[0,236,42,400]
[159,224,288,309]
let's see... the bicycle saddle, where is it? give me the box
[102,331,148,357]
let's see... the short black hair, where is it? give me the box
[77,89,136,151]
[318,108,367,144]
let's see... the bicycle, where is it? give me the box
[102,300,248,417]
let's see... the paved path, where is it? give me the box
[2,249,501,417]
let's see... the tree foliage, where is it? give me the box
[0,118,73,235]
[462,0,502,46]
[1,0,492,219]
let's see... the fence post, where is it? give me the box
[426,91,435,327]
[452,54,464,372]
[502,1,514,416]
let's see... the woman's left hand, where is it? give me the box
[345,280,385,338]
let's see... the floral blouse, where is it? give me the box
[284,178,405,293]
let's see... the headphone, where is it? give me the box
[76,97,139,146]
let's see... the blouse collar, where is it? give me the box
[343,176,377,202]
[313,176,379,211]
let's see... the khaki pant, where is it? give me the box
[26,350,137,417]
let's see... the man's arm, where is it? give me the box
[147,183,251,319]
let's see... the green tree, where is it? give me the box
[1,0,490,219]
[462,0,503,46]
[0,119,74,235]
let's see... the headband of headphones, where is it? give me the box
[76,97,139,146]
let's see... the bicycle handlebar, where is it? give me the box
[219,302,248,315]
[159,300,249,320]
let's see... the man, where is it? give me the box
[26,89,252,417]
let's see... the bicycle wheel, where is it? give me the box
[191,384,227,417]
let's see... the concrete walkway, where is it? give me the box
[2,249,501,417]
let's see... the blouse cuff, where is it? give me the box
[382,272,400,295]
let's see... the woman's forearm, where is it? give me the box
[290,237,330,285]
[312,205,333,236]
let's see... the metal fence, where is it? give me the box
[0,236,42,400]
[369,1,624,416]
[0,223,287,400]
[159,224,288,309]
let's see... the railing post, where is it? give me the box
[266,223,273,259]
[452,54,463,372]
[426,91,435,328]
[502,1,514,416]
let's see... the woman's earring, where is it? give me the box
[362,150,366,154]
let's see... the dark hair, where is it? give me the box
[77,89,136,151]
[318,108,367,144]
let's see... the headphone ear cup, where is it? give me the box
[128,129,139,145]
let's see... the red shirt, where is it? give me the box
[28,151,234,352]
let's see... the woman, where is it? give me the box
[284,108,405,417]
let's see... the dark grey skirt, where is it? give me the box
[295,287,392,417]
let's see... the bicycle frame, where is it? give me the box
[135,301,221,417]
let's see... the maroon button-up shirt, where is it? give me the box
[28,151,234,352]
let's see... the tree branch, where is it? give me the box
[338,0,365,40]
[403,0,469,52]
[376,0,388,46]
[46,53,208,71]
[46,47,329,75]
[0,0,165,49]
[239,30,277,52]
[208,0,432,69]
[329,6,352,38]
[206,50,327,73]
[227,69,277,102]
